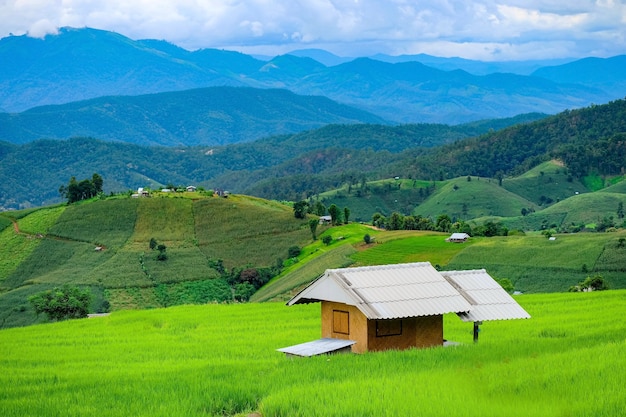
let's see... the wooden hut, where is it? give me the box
[279,262,529,356]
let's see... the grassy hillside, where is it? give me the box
[2,188,626,329]
[0,291,624,416]
[501,160,588,206]
[414,176,537,219]
[445,233,626,292]
[0,194,312,328]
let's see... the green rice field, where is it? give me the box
[0,290,624,416]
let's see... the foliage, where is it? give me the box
[58,173,103,203]
[495,277,514,293]
[293,200,309,219]
[322,235,332,245]
[308,218,318,240]
[569,275,609,292]
[28,284,91,321]
[363,233,371,244]
[288,246,301,258]
[327,204,342,225]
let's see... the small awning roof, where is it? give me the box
[277,338,356,357]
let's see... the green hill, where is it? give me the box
[413,176,537,220]
[2,181,626,330]
[0,194,312,328]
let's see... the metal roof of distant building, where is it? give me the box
[440,269,531,322]
[288,262,473,320]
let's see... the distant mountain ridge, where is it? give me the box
[0,86,387,146]
[1,27,624,123]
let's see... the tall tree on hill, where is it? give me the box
[328,204,342,225]
[293,200,309,219]
[59,173,104,203]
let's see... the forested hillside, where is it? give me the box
[0,115,543,210]
[0,87,386,146]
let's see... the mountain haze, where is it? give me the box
[1,27,624,123]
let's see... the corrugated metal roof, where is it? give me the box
[277,338,356,357]
[288,262,473,320]
[440,269,531,322]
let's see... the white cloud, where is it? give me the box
[27,19,58,38]
[0,0,624,60]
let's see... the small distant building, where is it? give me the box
[446,232,470,243]
[279,262,529,356]
[319,215,332,224]
[136,188,150,197]
[186,185,197,192]
[215,188,229,198]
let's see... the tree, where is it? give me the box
[388,212,404,230]
[59,173,104,203]
[322,235,332,245]
[288,245,301,258]
[372,212,386,229]
[149,237,158,250]
[343,207,351,224]
[328,204,341,225]
[495,278,514,293]
[156,244,167,261]
[569,275,608,292]
[92,173,103,194]
[363,234,372,244]
[29,285,91,321]
[617,202,624,220]
[234,283,256,302]
[293,200,309,219]
[309,218,318,240]
[435,214,452,232]
[313,201,326,216]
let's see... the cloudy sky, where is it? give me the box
[1,0,625,60]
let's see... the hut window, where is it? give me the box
[333,310,350,335]
[376,319,402,337]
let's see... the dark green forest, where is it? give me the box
[0,99,624,211]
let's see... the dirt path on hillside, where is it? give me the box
[6,216,105,249]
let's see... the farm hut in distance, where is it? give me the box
[446,233,470,243]
[279,262,530,356]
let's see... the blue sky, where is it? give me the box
[1,0,625,60]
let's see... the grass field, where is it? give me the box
[414,176,536,220]
[445,232,626,292]
[351,231,464,267]
[0,290,624,416]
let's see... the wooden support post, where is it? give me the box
[473,321,481,343]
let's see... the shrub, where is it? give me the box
[322,235,332,245]
[364,234,371,244]
[569,275,608,292]
[288,246,301,258]
[28,285,92,321]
